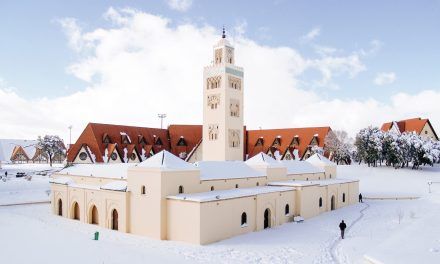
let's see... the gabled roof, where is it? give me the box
[381,118,438,139]
[0,139,37,162]
[246,127,331,160]
[194,161,266,180]
[245,152,285,168]
[306,153,335,166]
[136,150,196,170]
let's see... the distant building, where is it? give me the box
[0,139,66,164]
[381,117,438,141]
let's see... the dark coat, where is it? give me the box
[339,222,347,230]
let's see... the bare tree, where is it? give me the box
[37,135,65,167]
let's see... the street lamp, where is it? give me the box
[158,114,167,129]
[68,125,73,147]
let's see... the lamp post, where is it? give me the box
[158,114,167,129]
[68,125,72,147]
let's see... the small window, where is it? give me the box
[235,184,239,188]
[342,193,346,203]
[285,204,290,215]
[306,178,309,181]
[141,185,146,195]
[210,186,214,191]
[130,153,137,161]
[178,185,184,194]
[241,212,247,226]
[425,131,428,134]
[256,182,259,186]
[110,152,118,161]
[319,197,323,207]
[79,152,87,161]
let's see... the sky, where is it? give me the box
[0,0,439,143]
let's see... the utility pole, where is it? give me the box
[158,114,167,129]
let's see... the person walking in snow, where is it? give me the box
[359,193,363,203]
[339,220,347,239]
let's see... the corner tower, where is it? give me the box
[202,28,244,161]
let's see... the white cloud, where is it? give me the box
[374,72,397,86]
[301,27,320,42]
[166,0,193,12]
[0,8,438,143]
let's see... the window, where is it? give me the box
[241,212,247,226]
[255,138,264,146]
[319,197,323,207]
[110,152,118,161]
[209,124,219,141]
[177,137,187,146]
[229,99,240,117]
[425,131,428,134]
[210,186,214,191]
[342,193,346,203]
[102,134,111,144]
[235,184,239,188]
[178,185,184,194]
[141,185,146,195]
[79,152,88,161]
[256,182,259,186]
[228,129,240,148]
[285,204,290,215]
[130,153,137,161]
[155,137,163,146]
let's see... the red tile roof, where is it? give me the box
[67,123,332,162]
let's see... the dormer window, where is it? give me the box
[177,137,187,146]
[121,134,130,144]
[102,133,111,144]
[291,136,299,146]
[155,137,163,146]
[138,135,147,145]
[255,137,264,147]
[272,137,281,147]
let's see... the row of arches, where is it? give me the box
[240,205,289,229]
[57,199,119,230]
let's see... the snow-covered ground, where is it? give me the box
[0,164,439,264]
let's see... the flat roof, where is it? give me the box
[56,163,135,179]
[195,161,266,181]
[167,186,294,202]
[269,178,358,187]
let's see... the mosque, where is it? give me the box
[50,30,359,245]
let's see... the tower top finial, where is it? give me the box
[222,26,226,39]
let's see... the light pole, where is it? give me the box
[68,125,73,148]
[158,114,167,129]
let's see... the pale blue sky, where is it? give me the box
[0,0,439,101]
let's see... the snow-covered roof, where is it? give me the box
[194,161,266,180]
[245,152,286,168]
[136,150,196,171]
[167,186,294,202]
[0,139,38,162]
[306,153,336,166]
[100,181,127,192]
[279,160,324,175]
[269,178,358,187]
[57,163,135,179]
[49,177,74,185]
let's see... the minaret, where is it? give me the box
[202,28,244,161]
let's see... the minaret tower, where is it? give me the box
[202,28,244,161]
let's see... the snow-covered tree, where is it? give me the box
[310,145,324,156]
[354,127,383,167]
[37,135,65,167]
[324,130,353,165]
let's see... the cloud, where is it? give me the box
[0,8,438,143]
[166,0,193,12]
[301,27,320,42]
[374,72,397,86]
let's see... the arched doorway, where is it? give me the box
[57,199,63,216]
[264,208,271,229]
[111,209,119,230]
[90,205,99,225]
[72,202,80,220]
[331,195,335,211]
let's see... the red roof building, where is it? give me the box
[381,117,438,141]
[68,123,332,163]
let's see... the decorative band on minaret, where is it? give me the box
[222,26,226,39]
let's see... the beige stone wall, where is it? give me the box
[167,200,201,244]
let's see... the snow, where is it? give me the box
[1,163,440,264]
[195,160,265,180]
[49,177,74,185]
[306,153,336,166]
[137,150,196,170]
[245,152,285,168]
[280,159,325,174]
[100,181,127,192]
[269,178,358,187]
[58,163,134,179]
[167,186,294,202]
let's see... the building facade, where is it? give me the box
[381,117,438,141]
[51,31,359,245]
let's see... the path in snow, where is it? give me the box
[330,202,370,264]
